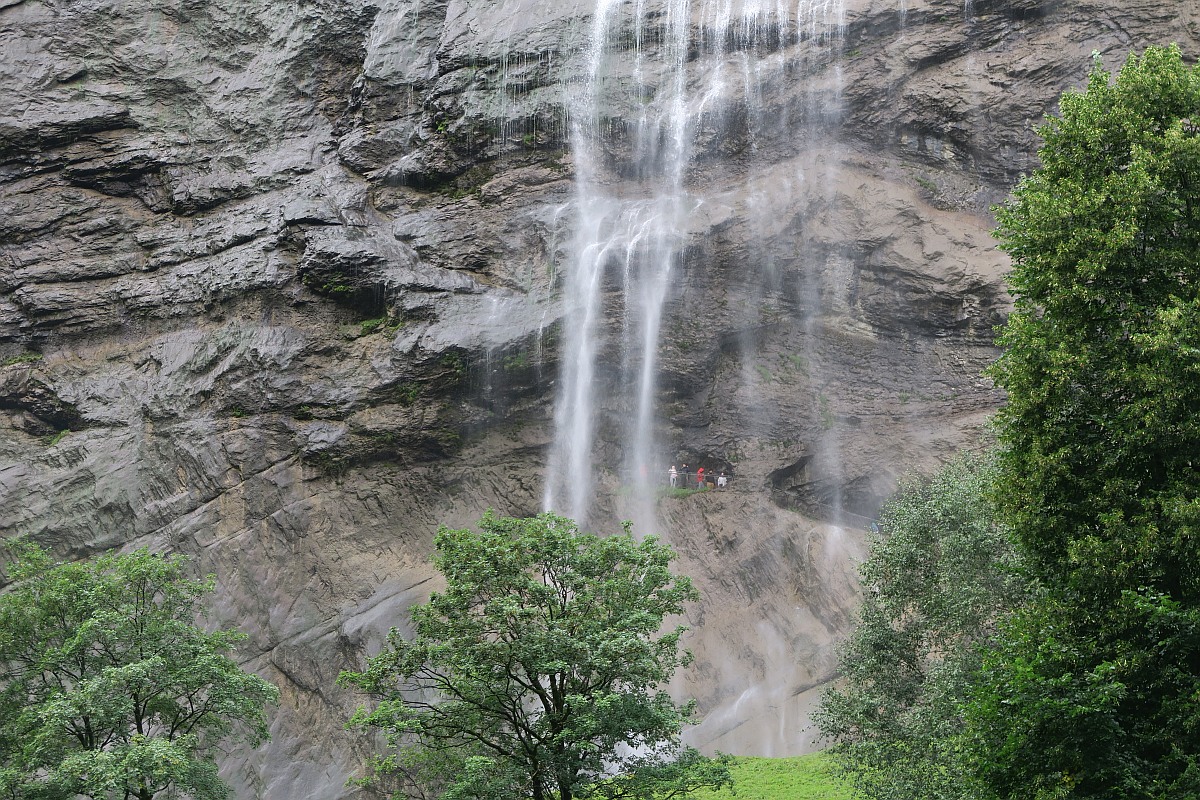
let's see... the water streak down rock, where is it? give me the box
[1,0,1197,796]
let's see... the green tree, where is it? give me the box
[815,452,1028,800]
[0,544,279,800]
[965,45,1200,798]
[339,511,731,800]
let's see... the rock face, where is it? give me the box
[1,0,1197,796]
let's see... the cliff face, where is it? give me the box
[2,0,1197,796]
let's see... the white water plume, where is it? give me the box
[544,0,845,526]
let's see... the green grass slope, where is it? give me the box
[691,754,854,800]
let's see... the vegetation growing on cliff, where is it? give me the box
[0,545,279,800]
[339,511,731,800]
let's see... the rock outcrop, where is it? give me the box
[1,0,1197,796]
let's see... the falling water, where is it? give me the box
[545,0,694,525]
[544,0,845,527]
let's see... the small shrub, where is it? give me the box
[359,317,386,336]
[304,451,348,477]
[440,352,466,378]
[302,271,354,296]
[819,395,835,430]
[393,383,421,406]
[359,316,403,337]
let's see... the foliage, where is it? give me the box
[339,511,731,800]
[0,544,279,800]
[785,354,809,375]
[360,316,403,337]
[502,351,528,372]
[815,452,1028,800]
[360,317,389,336]
[302,270,354,296]
[0,352,42,368]
[989,43,1200,582]
[43,429,69,447]
[970,45,1200,798]
[438,351,466,378]
[686,754,853,800]
[658,487,704,500]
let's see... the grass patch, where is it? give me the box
[359,317,388,336]
[2,352,43,367]
[690,754,853,800]
[44,429,70,447]
[658,486,704,499]
[819,394,835,431]
[785,354,809,375]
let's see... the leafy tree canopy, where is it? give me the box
[990,43,1200,586]
[339,511,731,800]
[819,44,1200,800]
[969,44,1200,799]
[0,544,279,800]
[816,452,1028,800]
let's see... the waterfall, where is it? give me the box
[544,0,845,526]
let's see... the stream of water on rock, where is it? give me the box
[543,0,845,531]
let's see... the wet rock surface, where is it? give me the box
[2,0,1197,795]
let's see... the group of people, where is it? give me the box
[668,464,728,490]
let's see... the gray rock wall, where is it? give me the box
[1,0,1197,796]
